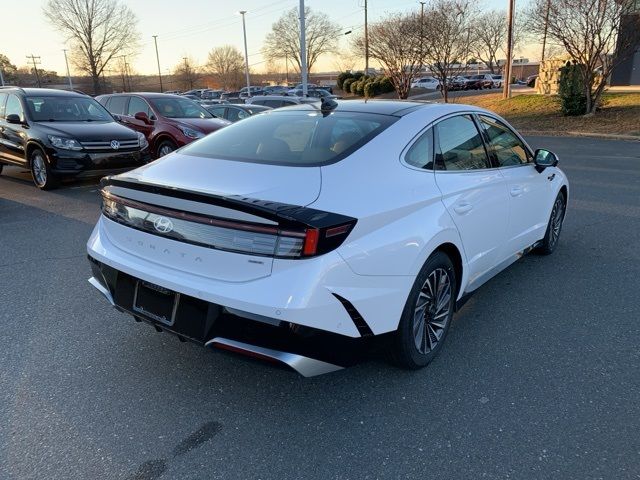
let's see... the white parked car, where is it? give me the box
[245,95,319,109]
[411,77,441,90]
[87,100,568,376]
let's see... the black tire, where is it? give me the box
[30,148,59,190]
[537,191,566,255]
[156,139,177,158]
[0,164,3,175]
[389,251,457,369]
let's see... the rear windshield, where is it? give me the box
[179,110,397,166]
[26,96,112,122]
[148,97,213,119]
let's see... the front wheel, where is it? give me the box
[30,148,59,190]
[0,164,3,175]
[537,191,566,255]
[389,251,456,369]
[156,139,177,158]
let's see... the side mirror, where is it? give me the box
[134,112,152,124]
[6,114,22,124]
[534,149,558,171]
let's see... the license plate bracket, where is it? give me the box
[132,280,180,326]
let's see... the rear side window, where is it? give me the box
[180,111,397,166]
[435,115,490,171]
[0,93,7,118]
[404,128,434,170]
[106,96,128,115]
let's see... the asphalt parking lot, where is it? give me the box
[1,135,639,480]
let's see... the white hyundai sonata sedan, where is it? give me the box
[87,99,568,375]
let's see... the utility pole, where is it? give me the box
[364,0,369,74]
[502,0,515,99]
[152,35,163,92]
[125,61,132,91]
[540,0,551,63]
[420,1,426,74]
[299,0,308,96]
[285,52,289,85]
[238,11,251,96]
[0,68,5,87]
[26,54,42,88]
[63,49,73,89]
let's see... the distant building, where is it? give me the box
[611,1,640,85]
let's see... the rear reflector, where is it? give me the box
[303,229,320,256]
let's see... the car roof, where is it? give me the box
[2,87,88,98]
[269,99,487,118]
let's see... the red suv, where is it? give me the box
[96,93,230,158]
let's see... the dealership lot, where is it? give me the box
[1,136,639,479]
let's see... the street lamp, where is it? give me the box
[63,49,73,89]
[238,10,251,97]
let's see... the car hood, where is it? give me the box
[116,150,321,206]
[173,117,230,133]
[33,121,138,141]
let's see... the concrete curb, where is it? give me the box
[521,130,640,141]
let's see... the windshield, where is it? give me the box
[179,110,397,166]
[149,97,213,119]
[26,96,112,122]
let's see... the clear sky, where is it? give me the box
[1,0,530,76]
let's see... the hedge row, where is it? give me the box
[337,71,395,97]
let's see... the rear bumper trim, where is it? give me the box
[88,276,115,306]
[206,337,344,377]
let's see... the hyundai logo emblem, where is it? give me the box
[153,217,174,233]
[110,140,120,150]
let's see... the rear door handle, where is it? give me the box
[453,203,473,214]
[510,186,524,197]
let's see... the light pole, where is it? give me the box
[152,35,163,92]
[364,0,369,74]
[299,0,308,96]
[0,68,5,87]
[239,11,251,96]
[420,1,426,74]
[63,49,73,89]
[502,0,515,99]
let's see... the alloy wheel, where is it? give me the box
[32,151,47,187]
[158,144,174,157]
[549,197,565,248]
[413,268,452,354]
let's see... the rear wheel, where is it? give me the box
[30,148,58,190]
[0,164,3,175]
[389,251,456,369]
[537,191,566,255]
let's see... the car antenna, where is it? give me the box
[320,97,338,117]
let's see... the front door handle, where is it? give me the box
[453,202,473,215]
[548,173,556,181]
[510,186,524,197]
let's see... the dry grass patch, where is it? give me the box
[453,93,640,137]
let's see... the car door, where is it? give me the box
[208,106,227,120]
[477,114,551,254]
[1,94,28,165]
[0,92,9,161]
[123,96,154,138]
[433,114,510,289]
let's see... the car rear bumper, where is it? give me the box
[86,215,413,339]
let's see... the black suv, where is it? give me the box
[0,87,150,189]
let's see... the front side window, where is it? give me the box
[479,115,530,167]
[5,94,24,121]
[404,128,434,170]
[180,111,396,166]
[208,106,226,118]
[148,97,212,119]
[127,97,152,117]
[25,96,111,122]
[435,115,490,171]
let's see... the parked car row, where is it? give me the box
[411,74,504,91]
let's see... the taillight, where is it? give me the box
[100,185,356,259]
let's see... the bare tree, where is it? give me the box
[0,54,18,84]
[263,6,339,73]
[43,0,139,95]
[529,0,640,113]
[174,57,199,91]
[471,10,518,74]
[206,45,244,90]
[423,0,476,102]
[355,12,422,99]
